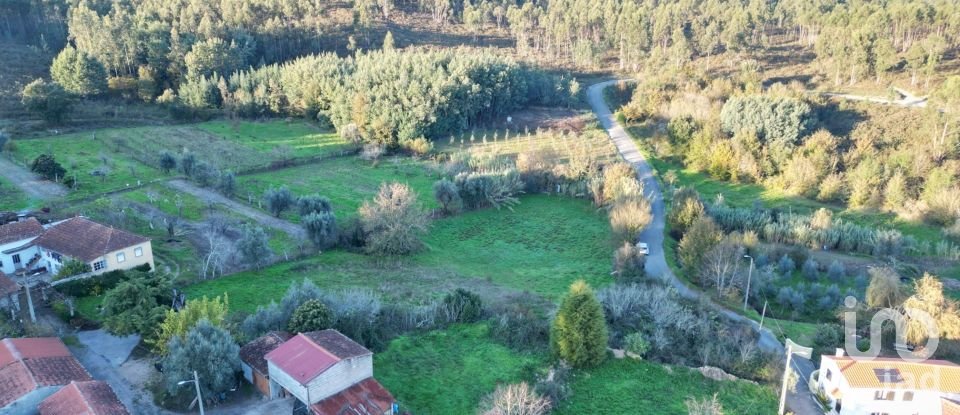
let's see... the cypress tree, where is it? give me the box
[550,280,608,368]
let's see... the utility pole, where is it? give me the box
[24,283,36,323]
[779,339,813,415]
[759,300,768,332]
[178,370,205,415]
[743,254,754,311]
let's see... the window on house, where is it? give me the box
[12,254,20,264]
[52,252,61,262]
[116,252,125,263]
[825,369,832,381]
[902,391,914,401]
[93,260,107,271]
[134,247,143,257]
[873,391,895,401]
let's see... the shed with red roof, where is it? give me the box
[265,329,394,415]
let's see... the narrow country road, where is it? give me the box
[822,87,927,108]
[166,179,306,240]
[587,80,820,415]
[0,155,67,203]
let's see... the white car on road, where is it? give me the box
[636,242,649,255]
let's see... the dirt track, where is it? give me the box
[0,155,67,203]
[165,179,306,240]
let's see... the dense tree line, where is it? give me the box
[177,48,572,144]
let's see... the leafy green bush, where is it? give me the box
[624,332,650,358]
[287,299,333,333]
[440,289,484,324]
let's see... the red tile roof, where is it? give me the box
[944,398,960,415]
[823,355,960,393]
[310,378,394,415]
[265,330,372,386]
[240,331,292,376]
[0,272,17,297]
[0,337,92,407]
[39,381,129,415]
[33,217,149,262]
[266,334,340,385]
[0,218,43,245]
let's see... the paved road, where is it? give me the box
[166,179,306,240]
[587,80,821,415]
[0,155,67,202]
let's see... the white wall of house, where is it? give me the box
[0,238,40,275]
[39,242,154,276]
[817,357,956,415]
[268,355,373,405]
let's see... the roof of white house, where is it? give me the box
[32,217,149,262]
[0,218,44,245]
[823,355,960,393]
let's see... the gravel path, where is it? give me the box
[0,155,67,202]
[588,80,821,415]
[166,179,306,240]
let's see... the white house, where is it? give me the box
[264,330,394,415]
[0,217,154,279]
[816,349,960,415]
[0,218,44,275]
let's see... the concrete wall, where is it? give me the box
[268,355,373,404]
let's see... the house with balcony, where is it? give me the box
[816,349,960,415]
[264,329,395,415]
[0,216,153,279]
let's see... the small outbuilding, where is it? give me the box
[240,331,292,398]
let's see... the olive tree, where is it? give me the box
[264,186,294,217]
[303,211,337,249]
[237,224,271,269]
[163,319,240,397]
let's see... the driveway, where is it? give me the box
[166,179,306,240]
[587,80,821,415]
[71,330,168,414]
[0,155,67,202]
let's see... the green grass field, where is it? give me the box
[182,195,611,312]
[0,177,30,211]
[10,131,166,200]
[416,194,612,299]
[434,128,620,165]
[9,120,346,200]
[555,358,778,414]
[237,155,439,222]
[376,324,542,415]
[197,120,350,158]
